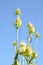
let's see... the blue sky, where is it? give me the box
[0,0,43,65]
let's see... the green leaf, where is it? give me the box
[14,52,18,60]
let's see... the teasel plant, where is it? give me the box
[12,8,40,65]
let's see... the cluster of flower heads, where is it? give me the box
[12,8,40,65]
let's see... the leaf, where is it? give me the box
[29,57,33,64]
[14,52,18,60]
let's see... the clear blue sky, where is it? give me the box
[0,0,43,65]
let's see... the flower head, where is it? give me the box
[24,46,32,57]
[32,50,38,58]
[13,41,17,46]
[15,18,22,29]
[29,26,35,34]
[18,42,26,54]
[35,32,40,38]
[27,22,35,34]
[16,8,21,15]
